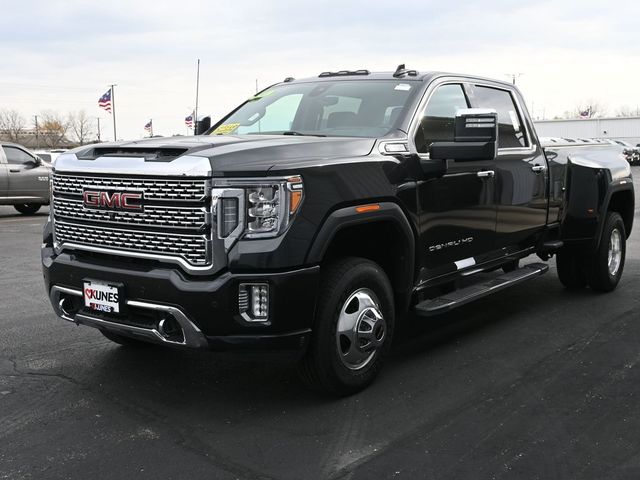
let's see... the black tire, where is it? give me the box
[100,329,150,347]
[556,248,587,289]
[298,257,395,396]
[585,212,626,292]
[14,203,41,215]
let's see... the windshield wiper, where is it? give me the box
[281,131,327,137]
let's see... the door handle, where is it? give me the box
[476,170,495,178]
[531,165,546,173]
[9,168,20,173]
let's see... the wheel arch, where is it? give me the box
[306,202,416,313]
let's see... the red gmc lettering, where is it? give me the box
[82,191,143,210]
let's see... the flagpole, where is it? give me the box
[150,119,153,137]
[194,59,200,135]
[109,84,117,141]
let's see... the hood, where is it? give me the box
[67,135,376,176]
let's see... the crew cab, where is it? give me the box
[1,142,51,214]
[42,66,634,395]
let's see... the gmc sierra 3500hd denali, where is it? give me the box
[43,66,634,395]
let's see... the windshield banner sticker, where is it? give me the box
[212,123,240,135]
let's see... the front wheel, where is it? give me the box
[586,212,626,292]
[14,203,41,215]
[298,257,395,396]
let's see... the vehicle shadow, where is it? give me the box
[84,271,599,410]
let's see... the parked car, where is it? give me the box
[34,149,67,164]
[0,142,51,214]
[43,68,634,395]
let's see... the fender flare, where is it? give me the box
[594,183,635,250]
[306,202,416,296]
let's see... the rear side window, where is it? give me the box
[472,86,528,148]
[414,84,469,153]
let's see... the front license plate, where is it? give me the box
[83,279,123,314]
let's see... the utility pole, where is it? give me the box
[109,84,117,141]
[505,73,523,85]
[34,115,39,149]
[255,79,259,93]
[194,59,200,135]
[96,117,101,142]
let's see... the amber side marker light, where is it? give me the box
[355,204,381,214]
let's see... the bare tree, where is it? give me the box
[616,106,640,117]
[574,100,608,119]
[69,110,95,146]
[0,109,26,142]
[39,111,71,149]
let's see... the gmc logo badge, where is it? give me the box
[83,190,144,211]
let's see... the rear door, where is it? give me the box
[412,82,498,280]
[468,84,548,250]
[3,145,48,200]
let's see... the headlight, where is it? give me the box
[245,176,304,238]
[214,176,304,241]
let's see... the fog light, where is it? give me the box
[238,283,269,322]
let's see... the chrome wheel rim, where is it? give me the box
[336,288,386,371]
[608,228,622,276]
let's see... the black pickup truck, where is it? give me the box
[42,66,634,395]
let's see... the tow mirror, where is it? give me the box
[196,116,211,135]
[429,108,498,161]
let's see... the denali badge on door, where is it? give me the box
[83,279,122,314]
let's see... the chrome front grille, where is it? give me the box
[54,221,210,266]
[52,173,211,270]
[52,173,207,201]
[53,197,207,230]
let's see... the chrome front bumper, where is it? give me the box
[49,285,208,349]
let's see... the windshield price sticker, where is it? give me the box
[84,280,120,314]
[212,123,240,135]
[394,84,411,91]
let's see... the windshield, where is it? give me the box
[209,80,417,138]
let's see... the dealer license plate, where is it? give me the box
[83,279,122,314]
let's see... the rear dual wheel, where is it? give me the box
[556,212,626,292]
[298,257,395,396]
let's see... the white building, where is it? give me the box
[534,117,640,146]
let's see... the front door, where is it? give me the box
[414,83,498,281]
[3,146,48,200]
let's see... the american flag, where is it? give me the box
[185,112,194,128]
[98,88,112,113]
[579,108,592,119]
[144,120,152,132]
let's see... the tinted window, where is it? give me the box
[472,86,527,148]
[3,146,35,165]
[414,84,469,153]
[212,80,415,138]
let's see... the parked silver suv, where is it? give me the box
[0,142,51,214]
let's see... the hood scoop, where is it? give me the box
[77,146,189,162]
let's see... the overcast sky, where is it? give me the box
[1,0,639,141]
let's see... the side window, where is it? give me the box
[414,84,469,153]
[3,146,36,165]
[472,86,528,148]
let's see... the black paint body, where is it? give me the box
[42,72,635,353]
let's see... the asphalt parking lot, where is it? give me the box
[1,177,640,479]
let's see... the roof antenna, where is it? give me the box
[394,64,406,76]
